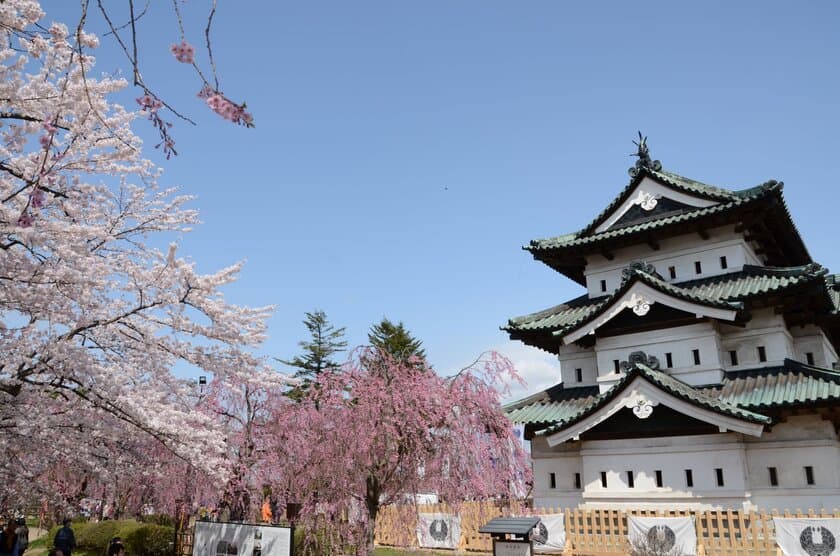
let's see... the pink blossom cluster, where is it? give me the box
[170,40,195,64]
[39,119,57,148]
[17,211,33,227]
[198,86,254,127]
[30,187,44,208]
[136,93,163,114]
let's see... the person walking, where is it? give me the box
[107,537,125,556]
[0,519,18,556]
[13,519,27,556]
[53,519,75,556]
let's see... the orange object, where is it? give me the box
[261,500,272,522]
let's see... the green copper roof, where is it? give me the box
[506,294,602,333]
[532,364,771,437]
[527,180,780,252]
[578,167,761,237]
[505,264,827,336]
[702,360,840,409]
[506,360,840,430]
[504,383,599,425]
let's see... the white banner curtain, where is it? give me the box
[532,514,565,552]
[627,515,697,556]
[416,513,461,550]
[773,517,840,556]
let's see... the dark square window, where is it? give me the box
[720,256,728,269]
[574,472,582,489]
[613,359,620,373]
[655,470,663,488]
[758,346,767,363]
[575,368,583,383]
[549,472,556,489]
[685,469,693,488]
[626,471,635,488]
[692,349,701,365]
[715,468,725,487]
[600,471,607,488]
[729,350,738,366]
[668,266,677,279]
[665,352,673,368]
[805,466,815,485]
[600,279,607,292]
[695,261,702,274]
[768,467,778,487]
[806,352,815,365]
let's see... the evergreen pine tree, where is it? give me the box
[367,317,425,362]
[280,310,348,397]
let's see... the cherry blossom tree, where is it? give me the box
[0,0,280,506]
[263,349,531,555]
[202,373,287,521]
[3,1,252,160]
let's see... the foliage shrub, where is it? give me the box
[76,520,125,551]
[47,520,173,556]
[124,524,175,556]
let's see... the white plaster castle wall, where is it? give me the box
[594,324,724,390]
[531,420,840,511]
[583,225,764,298]
[743,417,840,510]
[577,434,749,510]
[531,436,584,509]
[558,344,598,386]
[790,324,840,368]
[718,309,795,369]
[557,310,817,391]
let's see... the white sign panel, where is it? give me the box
[417,512,461,549]
[532,514,565,552]
[192,521,292,556]
[773,517,840,556]
[495,540,531,556]
[627,516,696,556]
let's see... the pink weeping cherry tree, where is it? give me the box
[261,348,532,555]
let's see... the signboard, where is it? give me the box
[494,540,531,556]
[192,521,293,556]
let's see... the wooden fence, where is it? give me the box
[375,503,840,555]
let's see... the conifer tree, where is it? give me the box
[281,310,348,394]
[367,318,425,362]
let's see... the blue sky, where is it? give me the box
[58,1,840,400]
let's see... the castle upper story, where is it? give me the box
[504,137,840,392]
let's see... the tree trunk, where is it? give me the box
[364,477,380,555]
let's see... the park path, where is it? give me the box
[25,527,48,556]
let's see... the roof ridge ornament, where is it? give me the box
[620,351,661,372]
[621,260,662,282]
[628,131,662,177]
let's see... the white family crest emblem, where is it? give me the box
[632,190,659,211]
[646,525,676,552]
[799,526,836,556]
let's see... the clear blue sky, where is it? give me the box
[58,1,840,400]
